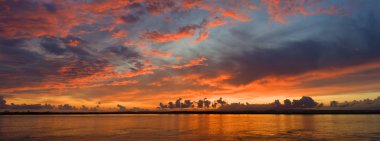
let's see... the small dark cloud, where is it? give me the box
[144,0,176,14]
[102,46,141,59]
[128,2,143,10]
[40,37,66,55]
[43,3,57,13]
[119,14,140,24]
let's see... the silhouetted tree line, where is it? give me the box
[0,96,7,109]
[218,96,323,111]
[159,97,227,109]
[117,104,127,111]
[2,96,380,111]
[329,97,380,108]
[0,96,126,111]
[273,96,319,108]
[158,96,380,110]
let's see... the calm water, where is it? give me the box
[0,114,380,141]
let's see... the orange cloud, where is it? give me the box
[68,39,80,47]
[183,0,255,23]
[145,72,232,98]
[179,72,232,87]
[196,31,209,43]
[104,80,139,86]
[112,30,128,39]
[220,10,252,22]
[204,17,228,28]
[0,82,67,94]
[181,0,203,9]
[124,40,147,47]
[169,57,207,69]
[142,25,201,42]
[142,49,173,57]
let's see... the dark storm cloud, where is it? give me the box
[40,36,89,57]
[0,36,142,92]
[144,0,177,14]
[103,46,140,59]
[207,13,380,86]
[40,37,66,55]
[0,38,61,89]
[100,46,143,72]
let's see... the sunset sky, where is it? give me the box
[1,0,380,108]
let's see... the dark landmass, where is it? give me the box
[2,110,380,115]
[2,96,380,114]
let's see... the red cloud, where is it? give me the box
[169,57,207,69]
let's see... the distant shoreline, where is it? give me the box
[1,110,380,115]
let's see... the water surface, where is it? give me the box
[1,114,379,140]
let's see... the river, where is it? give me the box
[1,114,379,140]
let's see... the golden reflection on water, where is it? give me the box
[1,114,380,140]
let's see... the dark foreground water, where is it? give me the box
[0,114,380,141]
